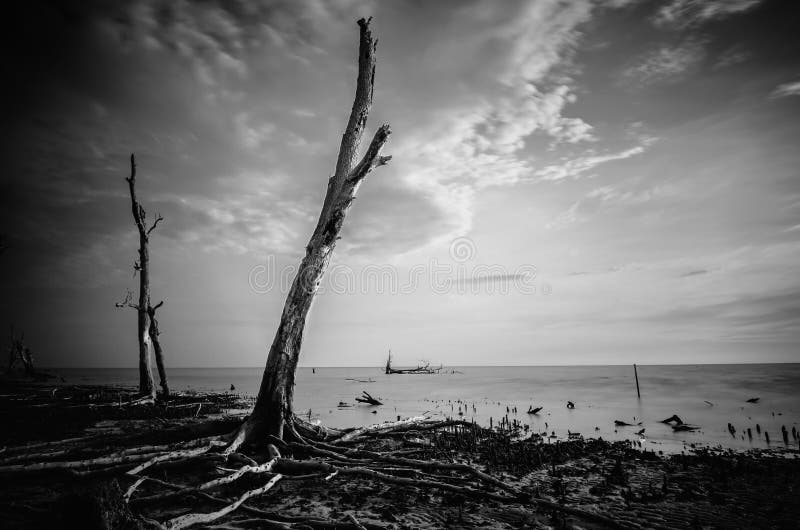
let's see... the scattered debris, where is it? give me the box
[672,424,699,432]
[660,415,684,425]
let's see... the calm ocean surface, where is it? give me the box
[53,364,800,454]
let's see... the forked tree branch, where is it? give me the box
[115,290,140,310]
[347,124,392,184]
[147,214,164,235]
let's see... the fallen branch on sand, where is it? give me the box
[614,420,641,427]
[127,441,227,475]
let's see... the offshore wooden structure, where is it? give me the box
[384,349,442,375]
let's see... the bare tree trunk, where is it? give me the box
[148,302,169,397]
[228,18,391,448]
[124,155,164,399]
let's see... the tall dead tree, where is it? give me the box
[228,18,391,449]
[117,155,167,399]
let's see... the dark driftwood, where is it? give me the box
[227,18,391,448]
[660,415,683,425]
[354,391,382,406]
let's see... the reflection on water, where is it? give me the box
[56,364,800,454]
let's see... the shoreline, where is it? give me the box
[10,368,799,456]
[1,377,799,529]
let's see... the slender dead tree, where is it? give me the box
[227,18,391,449]
[117,154,165,398]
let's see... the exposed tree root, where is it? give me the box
[127,441,226,475]
[131,459,278,505]
[331,416,428,444]
[0,434,225,466]
[164,474,283,530]
[272,458,515,502]
[124,476,147,502]
[294,441,520,495]
[121,475,377,528]
[0,448,173,474]
[346,512,368,530]
[1,413,635,529]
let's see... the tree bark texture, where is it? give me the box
[148,302,169,396]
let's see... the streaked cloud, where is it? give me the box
[531,139,654,182]
[770,80,800,99]
[545,200,582,230]
[654,0,763,29]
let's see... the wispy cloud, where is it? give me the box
[770,80,800,99]
[654,0,763,29]
[390,1,597,248]
[585,182,671,204]
[151,171,310,255]
[712,46,752,70]
[531,139,654,182]
[545,200,582,230]
[622,39,706,87]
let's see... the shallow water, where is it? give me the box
[54,364,800,454]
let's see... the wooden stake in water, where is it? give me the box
[634,363,641,399]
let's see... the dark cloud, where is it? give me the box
[680,269,709,277]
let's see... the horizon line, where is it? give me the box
[41,360,800,370]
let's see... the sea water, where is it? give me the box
[53,364,800,454]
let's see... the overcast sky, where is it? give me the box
[2,0,799,368]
